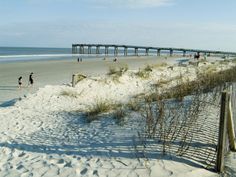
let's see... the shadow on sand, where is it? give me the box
[0,111,218,171]
[0,98,19,107]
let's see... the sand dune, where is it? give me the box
[0,56,232,176]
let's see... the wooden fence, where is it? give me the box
[232,83,236,136]
[216,83,236,172]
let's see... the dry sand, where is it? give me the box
[0,56,231,177]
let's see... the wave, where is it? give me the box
[0,53,109,63]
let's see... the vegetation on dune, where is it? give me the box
[113,107,127,125]
[152,62,168,68]
[82,62,236,127]
[60,90,80,98]
[127,99,142,112]
[86,101,113,116]
[85,100,122,122]
[107,64,128,81]
[146,65,236,102]
[135,65,153,79]
[137,64,236,159]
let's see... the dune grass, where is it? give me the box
[138,65,236,158]
[107,64,128,81]
[135,65,153,79]
[85,100,123,122]
[113,107,127,125]
[60,90,80,98]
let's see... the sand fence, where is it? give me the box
[216,83,236,173]
[132,82,236,173]
[70,70,236,173]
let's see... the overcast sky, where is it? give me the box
[0,0,236,51]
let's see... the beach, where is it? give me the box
[0,55,234,177]
[0,56,177,104]
[2,0,236,175]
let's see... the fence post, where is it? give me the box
[228,91,236,151]
[72,74,76,87]
[216,91,229,172]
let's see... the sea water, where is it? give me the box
[0,46,179,63]
[0,47,74,63]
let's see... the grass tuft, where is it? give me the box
[107,64,128,81]
[85,101,122,122]
[127,99,141,111]
[135,65,153,79]
[113,107,126,125]
[60,90,80,98]
[153,62,168,68]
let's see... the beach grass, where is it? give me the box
[135,65,153,79]
[107,64,128,81]
[113,107,126,125]
[85,100,121,122]
[152,62,168,68]
[127,99,142,111]
[138,65,236,158]
[60,89,80,98]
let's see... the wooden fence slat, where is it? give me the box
[227,94,236,151]
[216,91,229,172]
[72,74,76,87]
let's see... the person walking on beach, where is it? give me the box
[18,76,22,89]
[29,72,34,87]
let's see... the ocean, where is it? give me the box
[0,46,179,63]
[0,47,73,63]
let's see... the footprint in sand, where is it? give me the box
[93,170,98,176]
[16,165,24,170]
[57,159,64,164]
[64,161,72,168]
[80,168,88,175]
[53,158,65,168]
[18,152,26,157]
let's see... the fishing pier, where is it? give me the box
[72,44,236,57]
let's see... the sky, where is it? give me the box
[0,0,236,51]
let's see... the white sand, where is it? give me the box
[0,56,233,177]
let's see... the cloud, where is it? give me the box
[87,0,173,8]
[1,20,236,51]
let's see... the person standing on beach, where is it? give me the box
[18,76,22,89]
[29,72,34,86]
